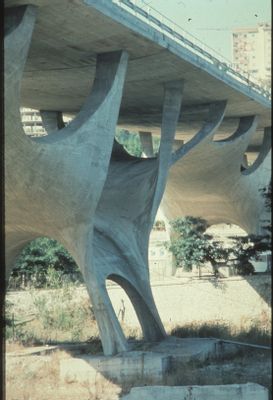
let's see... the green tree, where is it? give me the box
[9,237,82,288]
[115,129,161,157]
[227,182,271,275]
[168,216,228,276]
[115,129,142,157]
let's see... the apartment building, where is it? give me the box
[232,23,271,88]
[21,107,46,136]
[20,108,72,136]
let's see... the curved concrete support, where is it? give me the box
[242,127,271,175]
[6,4,186,357]
[40,110,65,133]
[213,116,256,143]
[171,101,227,165]
[5,5,130,357]
[151,81,184,220]
[6,3,269,359]
[173,139,184,152]
[91,80,184,354]
[161,107,271,234]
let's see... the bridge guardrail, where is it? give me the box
[113,0,271,101]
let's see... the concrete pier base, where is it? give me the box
[59,337,239,385]
[60,351,170,385]
[121,383,269,400]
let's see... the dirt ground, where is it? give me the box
[5,347,120,400]
[5,343,272,400]
[5,283,271,399]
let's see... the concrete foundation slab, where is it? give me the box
[59,337,240,385]
[60,351,171,385]
[144,336,239,365]
[121,383,269,400]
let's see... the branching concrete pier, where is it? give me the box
[5,1,271,355]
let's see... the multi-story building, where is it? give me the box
[21,107,47,136]
[232,23,271,88]
[20,108,72,136]
[149,218,175,280]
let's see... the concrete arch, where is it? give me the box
[242,127,271,176]
[107,274,165,342]
[171,101,227,165]
[213,116,257,143]
[162,107,270,234]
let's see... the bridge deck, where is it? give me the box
[5,0,271,141]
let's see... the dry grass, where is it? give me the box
[5,344,272,400]
[166,315,271,347]
[165,350,272,396]
[5,287,272,399]
[6,350,121,400]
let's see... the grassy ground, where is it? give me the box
[169,319,271,346]
[5,348,121,400]
[5,287,272,399]
[5,343,272,400]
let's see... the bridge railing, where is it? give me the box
[113,0,271,101]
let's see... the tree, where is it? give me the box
[115,129,161,157]
[115,129,142,157]
[227,182,271,275]
[226,232,271,275]
[168,216,228,276]
[260,181,272,247]
[9,237,82,288]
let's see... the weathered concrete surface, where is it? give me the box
[5,3,271,358]
[5,6,131,355]
[162,118,271,234]
[59,337,235,385]
[5,0,271,146]
[121,383,269,400]
[136,107,271,234]
[5,5,183,356]
[60,351,170,385]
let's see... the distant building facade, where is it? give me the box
[21,107,46,136]
[149,220,175,280]
[232,23,271,88]
[20,108,72,136]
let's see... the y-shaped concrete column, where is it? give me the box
[5,4,186,356]
[91,81,184,354]
[5,5,128,306]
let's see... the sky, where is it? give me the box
[137,0,271,61]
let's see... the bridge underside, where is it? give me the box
[5,0,271,143]
[5,3,271,355]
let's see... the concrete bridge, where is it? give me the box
[5,0,271,355]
